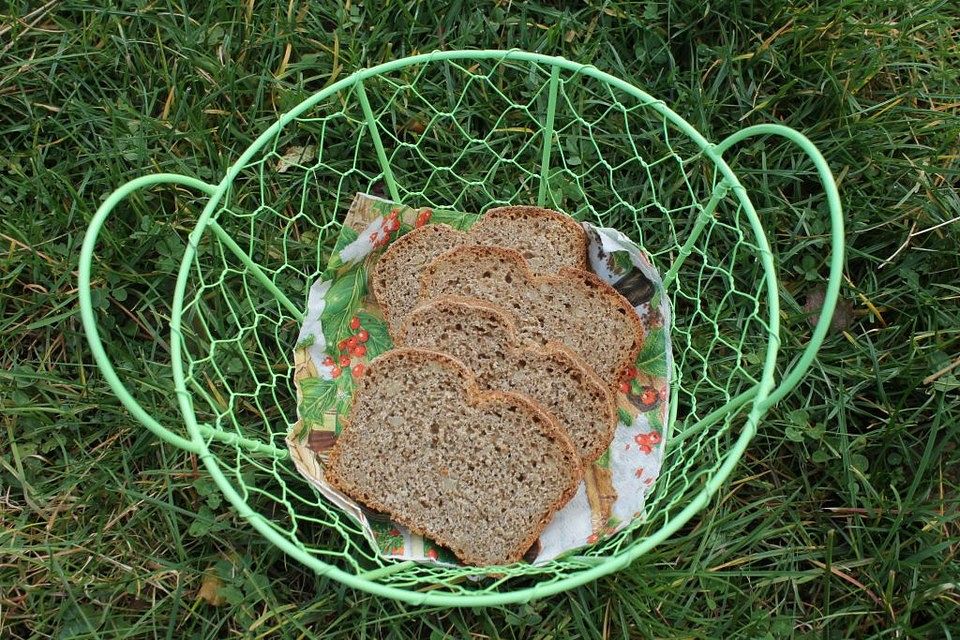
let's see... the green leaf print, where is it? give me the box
[356,311,392,358]
[428,208,474,230]
[613,251,633,272]
[635,327,667,378]
[369,520,405,554]
[322,266,368,351]
[647,409,664,432]
[595,448,611,469]
[336,373,356,409]
[295,334,315,350]
[299,377,339,421]
[617,407,634,427]
[332,225,359,255]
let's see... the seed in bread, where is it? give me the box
[324,348,582,566]
[399,296,616,463]
[419,246,644,387]
[371,207,587,337]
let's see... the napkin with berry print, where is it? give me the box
[286,193,672,566]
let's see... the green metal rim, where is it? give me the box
[77,49,845,607]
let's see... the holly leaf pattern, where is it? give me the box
[635,327,667,378]
[356,311,392,358]
[321,266,367,349]
[299,377,338,421]
[428,207,474,230]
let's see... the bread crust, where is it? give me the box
[325,347,583,566]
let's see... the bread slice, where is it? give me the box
[370,224,470,337]
[399,297,616,463]
[419,246,645,388]
[371,207,586,337]
[471,206,588,272]
[325,348,582,566]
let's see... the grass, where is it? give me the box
[2,0,959,637]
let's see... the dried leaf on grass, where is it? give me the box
[803,286,855,333]
[276,145,316,173]
[196,573,226,606]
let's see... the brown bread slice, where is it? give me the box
[370,224,470,337]
[325,348,582,566]
[371,207,586,337]
[419,246,645,388]
[470,206,588,272]
[399,297,616,463]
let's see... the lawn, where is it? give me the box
[2,1,959,637]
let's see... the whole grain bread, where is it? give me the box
[471,206,588,272]
[370,224,469,337]
[371,207,587,337]
[419,246,644,388]
[399,296,616,462]
[325,348,582,566]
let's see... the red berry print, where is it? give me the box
[339,355,351,367]
[634,432,660,451]
[640,388,658,406]
[337,339,348,351]
[346,336,358,350]
[350,316,361,330]
[415,208,432,228]
[388,208,399,221]
[387,218,400,233]
[635,467,644,478]
[586,533,599,544]
[426,548,439,560]
[323,356,334,366]
[388,528,400,536]
[352,344,367,357]
[619,381,631,394]
[331,366,342,378]
[352,363,365,377]
[625,366,638,379]
[357,329,369,343]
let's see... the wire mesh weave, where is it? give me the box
[79,50,844,606]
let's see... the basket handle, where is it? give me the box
[79,173,219,454]
[713,124,845,409]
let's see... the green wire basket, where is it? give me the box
[79,50,844,606]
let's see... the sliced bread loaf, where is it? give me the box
[325,348,582,566]
[371,207,586,337]
[399,297,616,462]
[419,246,645,388]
